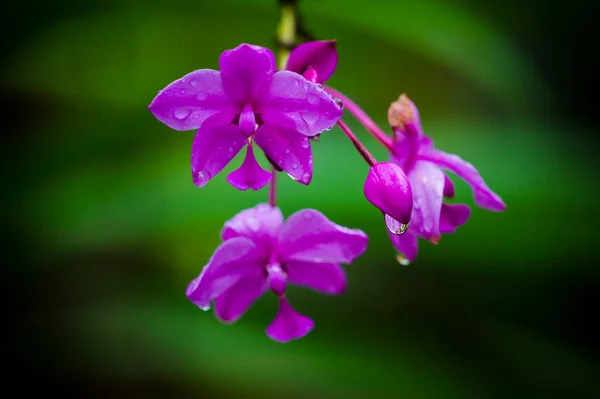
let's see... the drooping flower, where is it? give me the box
[387,94,506,264]
[186,203,368,342]
[286,40,338,84]
[363,162,413,234]
[149,44,343,190]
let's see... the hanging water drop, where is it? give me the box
[199,304,211,311]
[396,253,410,266]
[385,214,409,235]
[334,98,344,109]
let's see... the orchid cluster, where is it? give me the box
[149,38,505,342]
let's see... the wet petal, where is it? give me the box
[278,209,368,264]
[421,149,506,211]
[186,237,261,309]
[408,161,445,242]
[221,203,284,246]
[364,162,413,226]
[190,114,247,188]
[219,43,276,103]
[259,71,342,136]
[389,231,419,264]
[226,144,272,191]
[286,261,346,295]
[266,297,314,343]
[439,203,471,234]
[254,124,313,185]
[214,270,268,323]
[285,40,338,83]
[149,69,236,131]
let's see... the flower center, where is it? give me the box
[267,262,287,297]
[238,103,257,136]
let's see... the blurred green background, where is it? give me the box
[4,0,598,397]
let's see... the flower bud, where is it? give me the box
[363,162,413,235]
[388,94,423,139]
[286,40,338,84]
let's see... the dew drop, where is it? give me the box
[180,88,186,94]
[302,138,309,148]
[385,214,409,235]
[199,304,211,311]
[285,149,290,154]
[396,253,411,266]
[196,92,207,101]
[294,79,300,87]
[278,159,283,165]
[308,157,313,165]
[190,79,198,87]
[246,216,260,232]
[302,112,319,124]
[292,163,298,169]
[316,83,323,89]
[195,171,208,185]
[334,98,344,109]
[302,173,311,183]
[174,108,191,120]
[307,94,319,105]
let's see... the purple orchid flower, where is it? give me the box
[186,203,368,342]
[387,94,506,264]
[364,162,413,235]
[286,40,338,84]
[149,44,343,190]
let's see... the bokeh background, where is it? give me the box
[4,0,598,397]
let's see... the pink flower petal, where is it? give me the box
[408,160,445,242]
[221,203,284,245]
[219,43,276,103]
[277,209,368,264]
[421,149,506,212]
[286,261,347,295]
[266,297,314,343]
[186,237,261,309]
[226,144,272,191]
[214,270,268,323]
[149,69,236,131]
[439,203,471,234]
[388,231,419,264]
[190,114,247,188]
[254,124,313,185]
[285,40,338,83]
[259,71,342,136]
[364,162,413,227]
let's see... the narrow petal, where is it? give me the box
[190,114,247,187]
[186,237,261,309]
[226,144,272,191]
[214,270,268,323]
[278,209,368,264]
[364,162,413,226]
[421,149,506,211]
[254,124,313,185]
[238,103,256,136]
[389,231,419,264]
[221,203,284,245]
[439,203,471,234]
[259,71,342,136]
[285,40,338,83]
[443,174,455,198]
[408,161,445,242]
[286,261,346,295]
[219,44,276,103]
[266,297,314,343]
[149,69,236,131]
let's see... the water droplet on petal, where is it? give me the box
[246,216,260,232]
[180,89,186,94]
[174,108,191,120]
[285,149,290,154]
[308,157,313,165]
[334,98,344,109]
[302,173,310,183]
[396,253,410,266]
[302,112,319,124]
[196,92,207,101]
[196,171,208,185]
[385,214,409,235]
[302,138,309,148]
[307,94,319,105]
[190,79,198,86]
[292,163,298,169]
[316,83,323,89]
[294,79,300,87]
[199,304,211,311]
